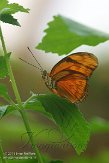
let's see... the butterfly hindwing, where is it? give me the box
[55,74,88,103]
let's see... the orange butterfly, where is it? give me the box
[20,49,98,103]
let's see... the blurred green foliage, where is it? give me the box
[0,51,109,163]
[0,12,109,163]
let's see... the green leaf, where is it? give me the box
[0,0,8,10]
[0,94,51,119]
[0,56,8,78]
[0,83,10,101]
[0,105,8,118]
[0,105,15,119]
[37,15,109,55]
[0,13,20,26]
[24,96,46,112]
[37,94,90,154]
[24,94,54,120]
[0,3,29,15]
[0,0,29,26]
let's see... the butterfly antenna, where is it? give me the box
[27,47,43,71]
[19,58,42,72]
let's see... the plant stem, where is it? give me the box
[0,25,44,163]
[0,25,22,107]
[0,140,7,163]
[19,109,44,163]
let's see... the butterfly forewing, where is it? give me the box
[49,52,98,80]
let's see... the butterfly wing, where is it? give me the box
[52,74,87,103]
[49,52,98,103]
[49,52,98,80]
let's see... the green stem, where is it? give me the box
[0,25,22,107]
[19,109,44,163]
[0,25,44,163]
[0,140,7,163]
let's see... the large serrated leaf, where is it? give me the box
[0,56,8,78]
[37,94,90,154]
[37,15,109,55]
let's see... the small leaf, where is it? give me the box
[0,0,29,26]
[0,83,10,101]
[0,105,15,119]
[0,3,29,15]
[0,56,8,78]
[37,15,109,55]
[0,13,20,26]
[37,94,90,154]
[0,105,8,118]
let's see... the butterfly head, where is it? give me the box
[42,70,48,80]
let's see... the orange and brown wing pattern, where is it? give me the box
[49,52,98,81]
[54,74,87,103]
[48,52,98,103]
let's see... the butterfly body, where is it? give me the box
[41,70,56,89]
[42,52,98,103]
